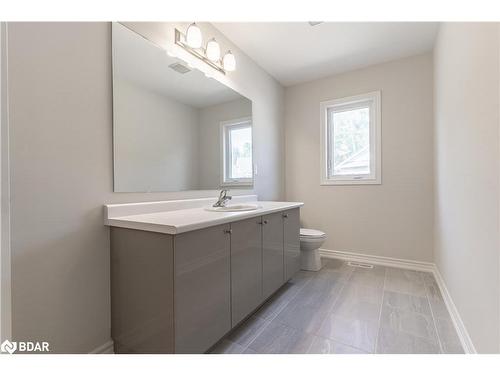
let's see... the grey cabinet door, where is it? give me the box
[262,212,285,299]
[174,224,231,353]
[283,208,301,281]
[110,228,175,354]
[230,217,263,327]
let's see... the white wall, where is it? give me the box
[6,22,284,353]
[434,23,500,353]
[285,53,434,262]
[198,98,252,189]
[113,79,200,192]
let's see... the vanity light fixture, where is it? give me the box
[185,22,202,48]
[222,50,236,71]
[174,23,236,75]
[206,38,221,62]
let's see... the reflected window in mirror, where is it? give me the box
[221,117,253,186]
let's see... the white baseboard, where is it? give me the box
[320,248,476,354]
[319,248,435,272]
[90,340,114,354]
[432,267,476,354]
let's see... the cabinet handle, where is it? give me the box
[282,213,288,218]
[224,229,232,234]
[263,220,268,225]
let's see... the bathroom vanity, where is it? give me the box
[105,196,303,354]
[107,24,300,354]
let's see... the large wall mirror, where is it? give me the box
[112,23,253,192]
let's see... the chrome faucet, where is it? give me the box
[213,189,232,207]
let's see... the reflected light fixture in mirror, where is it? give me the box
[222,50,236,71]
[206,38,221,62]
[185,22,202,48]
[174,23,236,75]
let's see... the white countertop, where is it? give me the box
[105,199,303,235]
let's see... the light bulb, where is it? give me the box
[222,50,236,71]
[185,22,202,49]
[206,38,221,62]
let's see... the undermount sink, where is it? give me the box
[205,204,260,212]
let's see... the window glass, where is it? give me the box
[329,106,370,177]
[228,126,252,179]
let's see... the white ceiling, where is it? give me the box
[213,22,439,86]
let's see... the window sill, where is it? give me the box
[320,178,381,186]
[221,181,254,187]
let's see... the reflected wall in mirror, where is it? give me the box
[112,23,253,192]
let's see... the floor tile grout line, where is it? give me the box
[312,331,371,354]
[245,263,352,353]
[311,310,377,354]
[332,267,387,353]
[306,264,375,353]
[242,273,314,352]
[241,318,272,352]
[373,266,387,354]
[324,267,352,315]
[271,273,314,317]
[275,316,371,354]
[269,264,359,353]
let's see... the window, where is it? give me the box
[320,91,381,185]
[220,117,253,186]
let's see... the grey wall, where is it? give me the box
[6,22,284,353]
[1,21,12,342]
[198,98,252,189]
[285,53,434,262]
[113,79,200,192]
[434,23,500,353]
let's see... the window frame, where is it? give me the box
[320,91,381,185]
[220,116,253,187]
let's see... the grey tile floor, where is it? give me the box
[210,258,464,354]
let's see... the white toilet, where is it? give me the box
[299,228,327,271]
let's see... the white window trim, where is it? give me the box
[320,91,381,186]
[219,116,253,187]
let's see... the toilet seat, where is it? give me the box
[300,228,326,239]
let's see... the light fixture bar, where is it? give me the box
[174,28,226,75]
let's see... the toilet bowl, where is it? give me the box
[299,228,326,271]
